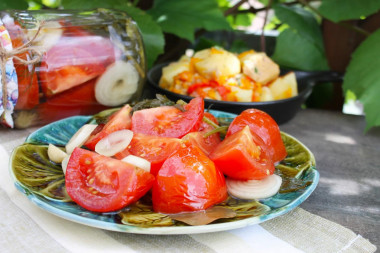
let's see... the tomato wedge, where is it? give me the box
[131,97,204,138]
[226,109,287,163]
[114,133,181,176]
[65,148,155,212]
[210,126,274,180]
[37,79,108,124]
[152,142,228,214]
[182,112,221,156]
[39,30,116,96]
[84,104,132,150]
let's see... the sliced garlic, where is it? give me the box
[66,124,98,154]
[95,60,139,106]
[121,155,151,172]
[61,155,71,175]
[226,174,282,200]
[95,129,133,157]
[47,144,67,163]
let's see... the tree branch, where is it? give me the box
[227,0,301,16]
[261,0,273,52]
[224,0,248,16]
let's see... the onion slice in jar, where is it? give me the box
[121,155,151,172]
[95,60,139,106]
[47,144,67,163]
[95,129,133,157]
[226,174,282,200]
[66,124,98,154]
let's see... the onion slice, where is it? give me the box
[121,155,151,172]
[95,60,139,106]
[65,124,98,154]
[226,174,282,200]
[47,144,67,163]
[95,129,133,157]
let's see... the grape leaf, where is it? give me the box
[272,28,329,71]
[61,0,164,68]
[343,28,380,131]
[119,6,164,68]
[319,0,380,23]
[0,0,28,10]
[274,4,324,52]
[147,0,231,41]
[272,4,328,71]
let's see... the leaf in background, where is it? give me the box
[272,4,328,71]
[229,39,251,53]
[230,13,255,28]
[120,6,164,68]
[343,28,380,131]
[274,4,324,52]
[147,0,231,41]
[61,0,111,10]
[319,0,380,23]
[0,0,28,10]
[61,0,164,68]
[194,37,223,52]
[272,29,329,71]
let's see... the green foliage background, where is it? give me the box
[0,0,379,130]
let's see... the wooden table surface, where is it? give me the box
[278,108,380,248]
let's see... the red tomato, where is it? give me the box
[131,97,204,138]
[114,133,181,176]
[182,112,221,156]
[226,109,287,163]
[39,31,116,96]
[210,126,275,180]
[152,142,228,214]
[65,148,155,212]
[37,79,108,124]
[84,104,132,150]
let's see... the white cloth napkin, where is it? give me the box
[0,129,376,253]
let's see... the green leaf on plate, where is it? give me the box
[319,0,380,23]
[0,0,28,10]
[147,0,231,41]
[61,0,164,68]
[11,144,69,201]
[272,29,329,71]
[343,28,380,131]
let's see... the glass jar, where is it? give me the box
[0,9,146,128]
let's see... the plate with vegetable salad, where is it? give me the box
[10,95,318,234]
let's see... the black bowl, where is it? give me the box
[147,63,342,124]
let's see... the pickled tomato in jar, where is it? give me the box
[0,9,145,128]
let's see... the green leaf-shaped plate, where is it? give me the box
[9,110,319,234]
